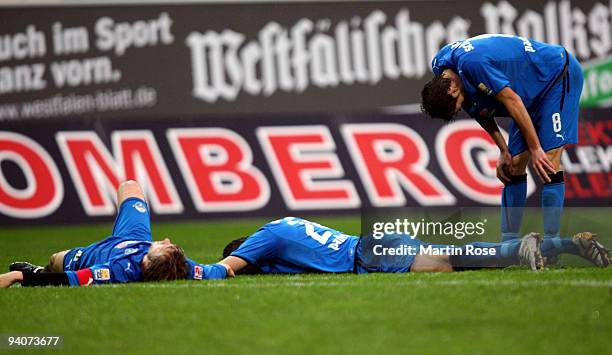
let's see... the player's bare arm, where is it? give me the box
[0,271,22,288]
[495,87,556,182]
[475,116,513,183]
[219,256,247,275]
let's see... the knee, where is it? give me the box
[434,263,453,272]
[48,253,61,271]
[511,155,528,175]
[119,180,139,190]
[48,251,68,272]
[411,255,453,273]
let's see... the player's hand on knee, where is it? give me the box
[530,148,556,183]
[496,151,513,183]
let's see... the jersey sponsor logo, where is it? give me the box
[193,265,203,280]
[124,248,139,255]
[94,268,111,281]
[115,240,138,249]
[133,201,147,213]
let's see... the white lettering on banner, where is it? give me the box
[0,25,47,62]
[480,0,612,60]
[186,9,470,102]
[185,1,612,103]
[95,12,174,56]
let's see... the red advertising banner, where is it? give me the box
[0,111,609,224]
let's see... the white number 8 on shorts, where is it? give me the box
[552,113,562,133]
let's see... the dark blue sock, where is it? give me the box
[542,172,565,239]
[540,236,579,257]
[501,175,527,241]
[447,240,521,268]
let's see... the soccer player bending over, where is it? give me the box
[421,35,583,262]
[217,217,609,276]
[0,180,232,288]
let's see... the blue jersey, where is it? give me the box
[64,197,227,286]
[185,258,228,280]
[432,34,566,119]
[63,197,153,286]
[231,217,360,274]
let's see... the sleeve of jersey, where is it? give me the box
[462,60,511,95]
[185,258,227,280]
[230,228,277,264]
[66,263,126,286]
[432,43,454,75]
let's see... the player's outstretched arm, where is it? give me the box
[495,87,555,182]
[184,258,235,280]
[0,271,23,288]
[220,256,247,275]
[0,271,78,287]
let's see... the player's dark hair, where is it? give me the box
[223,237,248,258]
[421,75,457,121]
[222,237,261,275]
[142,244,188,282]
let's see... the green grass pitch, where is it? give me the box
[1,214,611,355]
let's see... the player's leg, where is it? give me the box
[9,249,70,273]
[112,180,152,240]
[539,232,610,267]
[537,52,583,240]
[410,254,453,272]
[541,146,565,241]
[425,233,543,271]
[9,261,44,273]
[45,250,70,272]
[500,143,529,242]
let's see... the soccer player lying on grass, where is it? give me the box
[216,217,610,276]
[421,35,583,261]
[0,180,232,288]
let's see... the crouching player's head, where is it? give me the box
[420,70,464,121]
[142,238,189,281]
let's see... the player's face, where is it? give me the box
[447,80,464,114]
[452,89,464,114]
[149,238,176,257]
[442,69,464,115]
